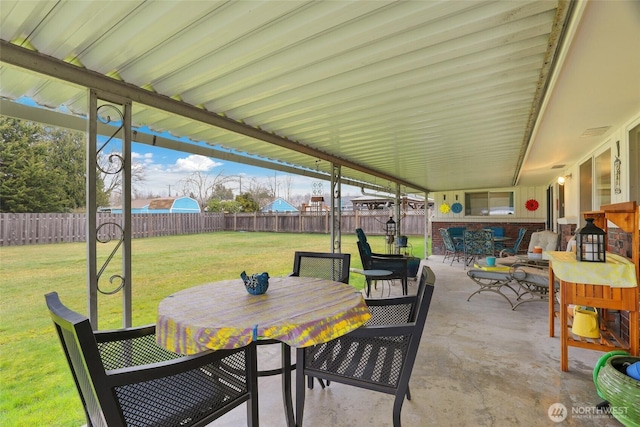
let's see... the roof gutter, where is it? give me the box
[512,0,577,186]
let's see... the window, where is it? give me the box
[580,147,611,212]
[465,191,514,216]
[630,123,640,202]
[594,148,611,208]
[579,158,592,213]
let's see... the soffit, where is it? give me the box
[0,0,568,193]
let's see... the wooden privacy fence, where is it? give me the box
[0,211,427,246]
[0,212,225,246]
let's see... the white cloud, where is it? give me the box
[131,152,224,197]
[173,155,222,172]
[132,152,153,162]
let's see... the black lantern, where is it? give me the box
[385,216,396,237]
[575,218,606,262]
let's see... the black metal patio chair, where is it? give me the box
[356,240,409,295]
[295,266,436,427]
[45,292,259,427]
[286,251,351,388]
[356,228,420,281]
[291,251,351,284]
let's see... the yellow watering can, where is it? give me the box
[572,306,600,339]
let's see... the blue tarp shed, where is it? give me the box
[109,197,200,214]
[261,198,298,213]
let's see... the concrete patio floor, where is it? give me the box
[211,255,622,427]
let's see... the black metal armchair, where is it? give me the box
[356,240,409,295]
[295,266,436,427]
[356,228,420,283]
[46,292,258,427]
[290,251,351,284]
[287,251,351,389]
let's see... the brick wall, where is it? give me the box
[558,223,577,251]
[606,227,638,346]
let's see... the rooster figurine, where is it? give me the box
[241,271,270,295]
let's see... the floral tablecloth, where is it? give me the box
[157,276,371,354]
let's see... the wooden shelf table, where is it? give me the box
[548,202,639,372]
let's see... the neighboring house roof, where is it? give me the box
[109,197,200,214]
[131,199,153,209]
[261,197,298,212]
[148,198,175,210]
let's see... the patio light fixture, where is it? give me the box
[557,173,572,185]
[385,216,396,237]
[575,218,606,262]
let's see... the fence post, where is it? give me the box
[325,211,329,233]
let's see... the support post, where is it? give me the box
[424,191,430,259]
[394,183,401,254]
[330,164,341,253]
[87,90,132,329]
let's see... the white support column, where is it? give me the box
[424,191,430,259]
[394,183,401,254]
[87,91,98,328]
[122,99,132,328]
[330,164,341,253]
[87,90,133,329]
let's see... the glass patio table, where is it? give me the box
[156,276,371,426]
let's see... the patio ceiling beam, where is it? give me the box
[0,99,388,193]
[0,40,429,194]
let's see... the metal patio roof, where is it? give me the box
[1,1,638,195]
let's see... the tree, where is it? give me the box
[179,170,231,209]
[235,193,260,212]
[210,183,234,201]
[281,174,294,202]
[98,150,146,206]
[244,177,272,209]
[42,125,86,210]
[0,116,110,212]
[207,199,242,213]
[265,171,279,199]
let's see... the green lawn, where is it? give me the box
[0,231,427,426]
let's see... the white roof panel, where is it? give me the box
[4,1,635,193]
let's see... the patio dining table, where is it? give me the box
[156,276,371,426]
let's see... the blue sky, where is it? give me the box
[15,96,363,200]
[129,140,363,199]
